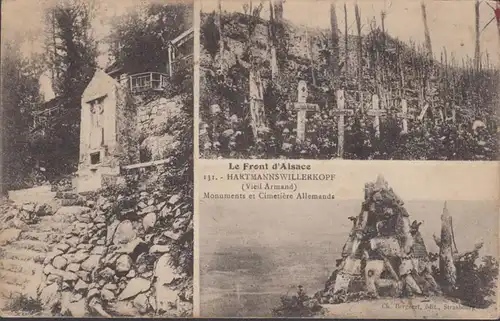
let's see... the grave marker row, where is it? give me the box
[333,89,354,158]
[247,80,458,159]
[249,70,267,138]
[288,80,320,142]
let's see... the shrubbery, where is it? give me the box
[272,286,325,317]
[453,254,499,309]
[201,99,498,160]
[5,294,43,315]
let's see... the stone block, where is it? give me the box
[118,277,151,300]
[113,220,137,245]
[81,255,102,272]
[53,256,68,270]
[0,228,22,246]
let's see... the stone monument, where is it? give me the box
[75,69,139,192]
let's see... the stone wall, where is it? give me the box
[135,95,185,162]
[116,85,140,167]
[38,173,193,317]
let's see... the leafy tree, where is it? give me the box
[108,3,191,75]
[47,0,98,99]
[38,0,98,176]
[201,12,220,60]
[1,40,43,192]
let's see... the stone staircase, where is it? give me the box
[0,235,47,305]
[0,188,89,314]
[7,186,57,206]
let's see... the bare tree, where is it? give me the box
[217,0,224,70]
[354,2,363,103]
[269,0,278,79]
[474,0,481,70]
[421,1,433,58]
[330,1,340,90]
[344,3,348,81]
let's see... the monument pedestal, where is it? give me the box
[73,166,121,193]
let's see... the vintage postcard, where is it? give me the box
[196,0,498,318]
[1,0,499,319]
[1,0,193,317]
[199,0,499,160]
[198,160,499,318]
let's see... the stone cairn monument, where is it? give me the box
[316,175,441,304]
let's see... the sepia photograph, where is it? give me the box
[1,0,499,319]
[199,0,500,160]
[1,0,193,317]
[198,161,498,318]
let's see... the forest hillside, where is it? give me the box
[200,10,499,160]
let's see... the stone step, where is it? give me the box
[55,191,80,200]
[38,206,92,226]
[21,230,64,244]
[8,186,56,206]
[60,198,85,207]
[21,231,51,242]
[0,248,45,263]
[38,215,76,227]
[0,259,41,275]
[0,269,37,287]
[0,282,24,299]
[9,239,50,253]
[36,221,72,233]
[0,281,40,306]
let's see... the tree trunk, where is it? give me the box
[421,1,433,59]
[217,0,224,69]
[306,28,316,86]
[344,3,348,83]
[439,202,457,293]
[355,2,363,104]
[474,0,481,70]
[52,11,58,82]
[330,1,340,91]
[397,43,404,98]
[274,0,283,21]
[269,0,278,79]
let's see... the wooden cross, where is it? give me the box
[445,109,456,123]
[289,81,319,141]
[417,103,430,121]
[367,94,386,137]
[438,109,445,124]
[249,70,266,139]
[331,90,354,158]
[396,99,413,134]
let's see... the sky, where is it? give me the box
[2,0,191,100]
[1,0,179,68]
[3,0,499,66]
[201,0,500,66]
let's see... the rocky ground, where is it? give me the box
[0,175,193,317]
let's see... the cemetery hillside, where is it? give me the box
[200,6,499,160]
[1,2,193,317]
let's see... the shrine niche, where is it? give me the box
[75,69,139,192]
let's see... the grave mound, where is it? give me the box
[315,175,441,304]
